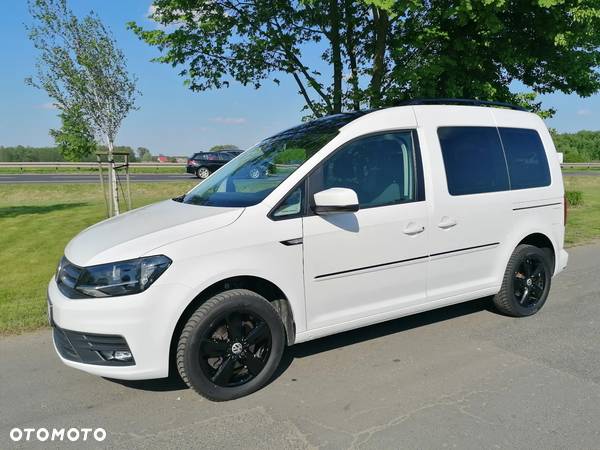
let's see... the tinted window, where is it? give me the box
[311,132,418,208]
[438,127,509,195]
[499,128,550,189]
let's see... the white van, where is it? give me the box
[49,100,568,401]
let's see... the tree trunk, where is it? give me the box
[370,6,389,108]
[107,140,120,216]
[344,0,360,111]
[330,0,343,113]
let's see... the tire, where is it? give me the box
[177,289,285,401]
[196,167,210,179]
[493,244,552,317]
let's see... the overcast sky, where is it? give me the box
[1,1,598,156]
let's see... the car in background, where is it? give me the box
[186,150,244,179]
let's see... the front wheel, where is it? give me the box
[176,289,285,401]
[493,244,552,317]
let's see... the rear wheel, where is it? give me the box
[493,244,552,317]
[196,167,210,179]
[177,289,285,401]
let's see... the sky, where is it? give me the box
[0,1,599,156]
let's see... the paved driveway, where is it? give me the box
[1,244,599,449]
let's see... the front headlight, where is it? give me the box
[74,255,172,298]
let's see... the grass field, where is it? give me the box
[0,181,197,335]
[564,176,600,246]
[1,177,598,335]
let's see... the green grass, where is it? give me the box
[565,190,583,207]
[1,177,599,335]
[564,176,600,246]
[0,181,196,335]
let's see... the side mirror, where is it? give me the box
[313,187,359,215]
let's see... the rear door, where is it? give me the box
[415,107,512,301]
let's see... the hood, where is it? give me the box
[65,200,243,266]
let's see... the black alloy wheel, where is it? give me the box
[513,254,547,308]
[199,310,272,387]
[177,289,285,401]
[493,244,552,317]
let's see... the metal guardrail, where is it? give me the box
[0,162,183,169]
[0,161,598,170]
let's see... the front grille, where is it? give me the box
[56,257,86,298]
[53,325,135,366]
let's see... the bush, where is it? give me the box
[566,191,583,207]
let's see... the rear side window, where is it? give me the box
[438,127,509,195]
[499,128,550,189]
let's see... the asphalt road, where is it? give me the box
[0,170,598,185]
[1,243,600,449]
[0,173,197,184]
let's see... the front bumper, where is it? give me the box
[48,276,194,380]
[52,325,135,366]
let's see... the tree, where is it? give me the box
[136,146,151,160]
[551,129,600,162]
[141,151,155,162]
[209,144,240,152]
[28,0,138,215]
[130,0,600,117]
[49,105,97,161]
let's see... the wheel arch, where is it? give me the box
[516,232,556,274]
[169,275,296,374]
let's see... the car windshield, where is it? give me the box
[181,113,365,207]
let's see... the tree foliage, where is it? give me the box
[27,0,139,215]
[209,144,240,152]
[0,145,141,162]
[551,130,600,162]
[130,0,600,117]
[49,106,97,161]
[136,146,151,160]
[27,0,138,146]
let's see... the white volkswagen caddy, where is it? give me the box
[49,100,568,400]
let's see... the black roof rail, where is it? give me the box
[395,98,527,111]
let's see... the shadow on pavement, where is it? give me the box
[108,375,188,392]
[107,296,494,394]
[272,296,494,382]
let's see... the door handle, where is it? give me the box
[438,216,457,229]
[403,223,425,235]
